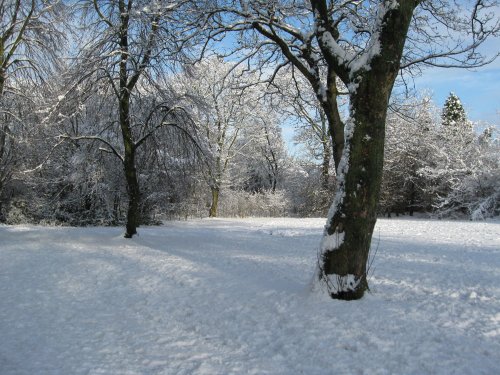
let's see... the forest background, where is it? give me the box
[0,0,498,228]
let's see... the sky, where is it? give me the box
[284,42,500,155]
[283,60,500,156]
[213,4,500,152]
[412,62,500,126]
[409,4,500,128]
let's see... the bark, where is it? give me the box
[209,187,219,217]
[263,124,279,193]
[0,74,9,206]
[317,0,416,300]
[321,136,331,192]
[123,139,140,238]
[319,80,392,299]
[0,124,6,162]
[115,0,160,237]
[119,0,140,238]
[0,73,5,96]
[323,68,344,171]
[120,81,141,238]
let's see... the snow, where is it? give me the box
[324,116,355,232]
[1,217,499,375]
[325,273,360,293]
[319,30,355,66]
[320,230,345,252]
[317,0,399,83]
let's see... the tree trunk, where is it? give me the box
[321,138,331,192]
[120,90,140,238]
[209,187,219,217]
[315,1,415,300]
[123,148,140,238]
[119,3,141,238]
[317,81,391,299]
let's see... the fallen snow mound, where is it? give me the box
[1,218,499,374]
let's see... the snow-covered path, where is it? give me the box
[1,218,499,374]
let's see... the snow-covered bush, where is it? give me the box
[217,189,290,218]
[380,95,439,216]
[432,130,500,220]
[380,93,499,220]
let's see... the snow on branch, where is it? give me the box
[58,134,124,163]
[315,0,399,81]
[21,138,67,174]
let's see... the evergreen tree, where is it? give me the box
[441,92,472,137]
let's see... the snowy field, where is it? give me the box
[1,218,499,375]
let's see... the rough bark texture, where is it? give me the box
[119,0,140,238]
[115,0,158,238]
[123,140,140,238]
[209,187,219,218]
[321,135,331,192]
[120,89,141,238]
[321,81,392,299]
[318,1,417,300]
[323,69,344,171]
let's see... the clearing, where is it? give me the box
[1,218,499,374]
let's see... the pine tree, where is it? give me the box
[441,92,472,137]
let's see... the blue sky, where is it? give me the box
[412,62,500,126]
[284,61,500,156]
[411,3,500,127]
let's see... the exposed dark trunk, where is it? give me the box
[119,86,141,238]
[0,124,6,198]
[0,74,5,96]
[119,82,142,237]
[322,69,344,171]
[112,194,120,225]
[0,124,6,162]
[118,1,142,238]
[209,187,219,217]
[271,177,277,193]
[315,1,415,299]
[321,138,331,192]
[408,180,416,216]
[0,72,7,200]
[123,147,140,238]
[319,81,391,299]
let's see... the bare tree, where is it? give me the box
[0,0,63,96]
[277,71,338,193]
[63,0,201,237]
[0,0,64,218]
[172,57,267,217]
[201,0,499,299]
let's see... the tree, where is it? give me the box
[419,95,499,219]
[203,0,499,299]
[172,58,270,217]
[442,92,473,139]
[442,93,467,126]
[0,0,64,218]
[380,94,439,216]
[436,134,500,220]
[0,0,63,96]
[273,69,339,195]
[63,0,200,237]
[240,115,288,195]
[381,94,499,221]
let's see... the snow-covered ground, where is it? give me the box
[1,218,499,375]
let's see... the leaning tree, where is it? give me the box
[201,0,499,299]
